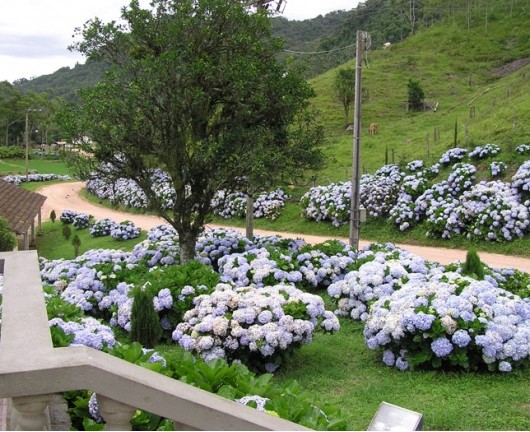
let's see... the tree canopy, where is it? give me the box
[67,0,324,262]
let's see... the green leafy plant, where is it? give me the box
[129,287,162,348]
[71,234,81,257]
[62,224,72,241]
[407,78,425,111]
[461,248,485,280]
[0,217,16,252]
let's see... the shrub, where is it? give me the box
[60,209,78,224]
[71,234,81,257]
[62,224,72,240]
[468,143,500,160]
[89,218,116,237]
[110,220,141,241]
[73,213,91,230]
[461,249,484,280]
[0,218,16,252]
[407,78,425,111]
[130,287,162,348]
[50,210,56,223]
[364,273,530,372]
[172,283,339,372]
[489,161,507,177]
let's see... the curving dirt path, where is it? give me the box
[37,181,530,272]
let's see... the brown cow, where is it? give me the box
[369,123,378,135]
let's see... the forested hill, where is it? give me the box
[12,0,525,100]
[11,7,354,101]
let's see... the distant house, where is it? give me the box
[0,179,47,250]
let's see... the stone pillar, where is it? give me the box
[30,221,35,247]
[96,395,136,431]
[10,394,52,431]
[38,210,43,234]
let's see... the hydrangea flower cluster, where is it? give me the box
[363,273,530,372]
[110,221,141,241]
[73,213,91,230]
[172,283,339,371]
[212,190,247,218]
[327,244,436,320]
[195,228,252,270]
[300,181,351,227]
[49,316,116,350]
[90,218,117,237]
[489,161,508,177]
[2,173,71,185]
[406,160,424,172]
[253,189,290,220]
[454,181,529,241]
[439,148,468,165]
[296,243,356,289]
[60,209,79,224]
[515,144,530,155]
[468,143,500,160]
[511,161,530,195]
[212,189,290,220]
[86,168,176,210]
[218,248,303,287]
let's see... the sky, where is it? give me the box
[0,0,360,84]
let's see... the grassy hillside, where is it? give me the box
[310,9,530,183]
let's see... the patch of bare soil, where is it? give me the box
[492,57,530,77]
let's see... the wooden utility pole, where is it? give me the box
[349,30,368,250]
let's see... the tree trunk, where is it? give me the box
[246,195,254,241]
[179,230,197,264]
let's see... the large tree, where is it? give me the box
[68,0,324,262]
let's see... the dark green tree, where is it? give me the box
[130,288,162,348]
[407,78,425,111]
[71,234,81,257]
[62,224,72,241]
[66,0,324,262]
[333,67,356,126]
[0,218,17,252]
[461,249,485,280]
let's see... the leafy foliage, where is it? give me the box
[0,217,16,252]
[65,0,324,263]
[130,288,162,349]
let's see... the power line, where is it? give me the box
[283,43,355,55]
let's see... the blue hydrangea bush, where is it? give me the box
[515,144,530,155]
[212,189,290,220]
[2,173,71,185]
[363,273,530,372]
[73,213,91,230]
[468,143,500,160]
[110,221,141,241]
[172,283,339,372]
[60,209,78,224]
[439,147,468,165]
[489,161,507,177]
[90,218,117,237]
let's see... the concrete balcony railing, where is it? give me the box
[0,251,309,431]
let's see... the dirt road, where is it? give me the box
[37,181,530,272]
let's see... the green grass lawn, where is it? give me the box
[36,220,146,260]
[0,158,71,176]
[274,319,530,430]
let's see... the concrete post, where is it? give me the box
[97,395,136,431]
[11,394,51,431]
